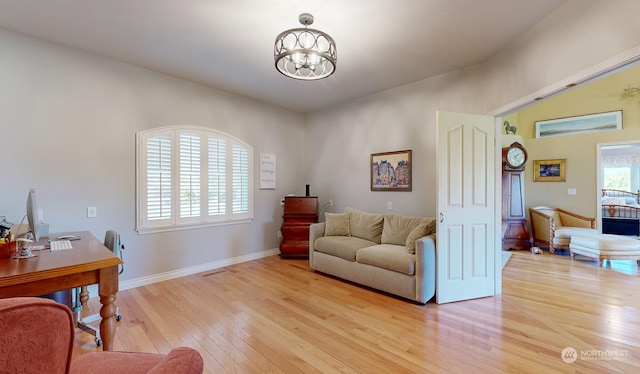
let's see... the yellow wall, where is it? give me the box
[513,63,640,218]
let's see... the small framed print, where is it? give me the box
[533,159,566,182]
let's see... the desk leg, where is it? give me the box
[98,265,119,351]
[80,286,90,308]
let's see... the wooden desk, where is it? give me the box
[0,231,123,351]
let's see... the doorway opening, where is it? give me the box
[597,141,640,237]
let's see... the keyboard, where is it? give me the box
[50,239,73,251]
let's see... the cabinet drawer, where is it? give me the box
[284,197,317,215]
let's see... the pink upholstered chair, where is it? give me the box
[0,297,75,374]
[0,297,203,374]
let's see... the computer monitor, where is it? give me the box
[26,188,41,242]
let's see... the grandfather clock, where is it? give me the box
[502,142,531,250]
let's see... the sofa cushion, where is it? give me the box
[356,244,415,275]
[324,213,350,236]
[554,227,599,239]
[381,214,432,245]
[314,236,376,261]
[345,207,384,243]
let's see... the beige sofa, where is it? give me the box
[309,207,436,304]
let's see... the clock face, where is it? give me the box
[507,147,526,167]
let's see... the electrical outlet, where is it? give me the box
[87,207,97,218]
[329,198,334,206]
[387,202,393,210]
[277,230,282,239]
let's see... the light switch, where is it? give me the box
[87,207,97,218]
[568,188,577,195]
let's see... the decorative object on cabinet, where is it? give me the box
[535,110,622,138]
[371,150,412,191]
[502,142,530,251]
[504,120,517,135]
[279,196,318,258]
[533,159,566,182]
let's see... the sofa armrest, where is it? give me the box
[309,222,325,268]
[70,348,203,374]
[414,233,436,304]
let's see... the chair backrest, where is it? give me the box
[529,205,570,245]
[0,297,74,374]
[531,206,562,224]
[104,230,123,257]
[547,211,562,226]
[104,230,124,274]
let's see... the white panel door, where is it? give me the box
[436,111,496,304]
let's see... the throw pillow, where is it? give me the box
[602,197,626,205]
[345,207,384,243]
[381,214,429,245]
[324,213,350,236]
[406,223,430,254]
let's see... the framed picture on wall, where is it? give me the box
[371,150,412,191]
[533,159,566,182]
[535,110,622,138]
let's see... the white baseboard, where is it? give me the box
[86,248,280,297]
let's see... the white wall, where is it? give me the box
[305,0,640,218]
[0,28,305,282]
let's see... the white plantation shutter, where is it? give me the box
[208,137,226,217]
[137,126,252,233]
[144,133,172,227]
[232,144,250,214]
[179,133,201,221]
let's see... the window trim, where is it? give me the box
[136,126,253,234]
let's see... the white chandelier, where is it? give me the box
[274,13,337,80]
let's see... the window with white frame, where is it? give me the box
[136,126,253,233]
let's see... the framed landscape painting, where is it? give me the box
[535,110,622,138]
[533,159,566,182]
[371,150,412,191]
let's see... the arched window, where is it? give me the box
[136,126,253,233]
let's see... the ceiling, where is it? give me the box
[0,0,566,114]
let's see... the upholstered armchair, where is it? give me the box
[529,206,598,253]
[0,297,203,374]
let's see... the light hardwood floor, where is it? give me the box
[73,250,640,373]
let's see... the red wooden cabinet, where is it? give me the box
[279,196,318,258]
